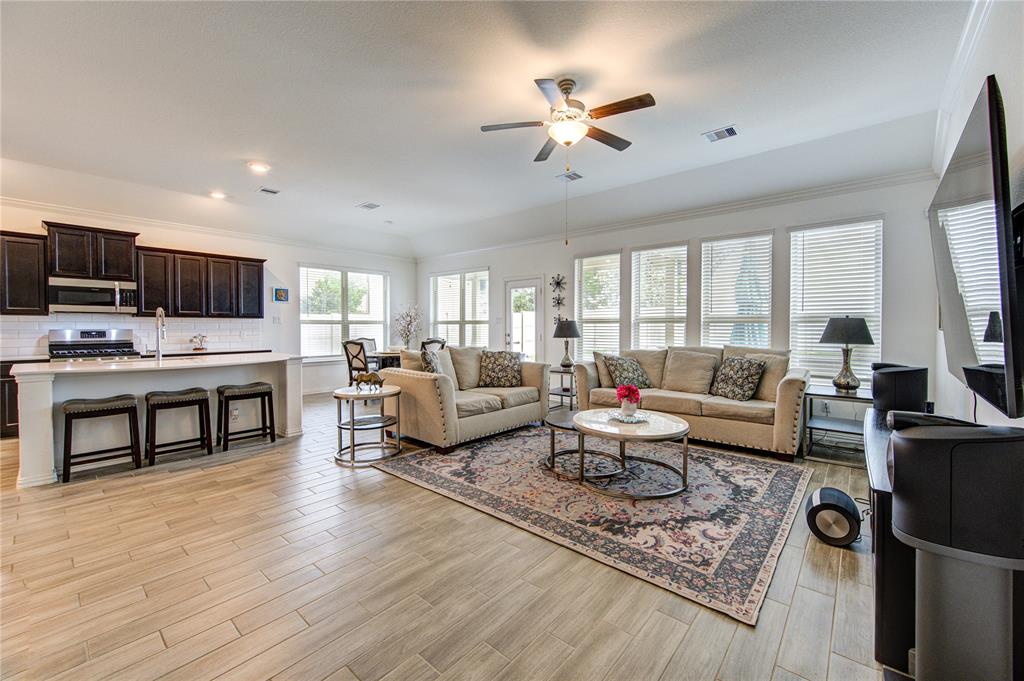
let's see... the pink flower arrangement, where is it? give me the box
[616,384,641,404]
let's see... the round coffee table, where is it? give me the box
[542,411,625,481]
[333,385,402,467]
[571,408,690,500]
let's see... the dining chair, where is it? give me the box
[343,339,372,385]
[420,338,446,352]
[352,337,380,371]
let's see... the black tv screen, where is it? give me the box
[929,74,1022,418]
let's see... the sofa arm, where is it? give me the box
[520,362,550,419]
[573,361,599,411]
[772,367,809,455]
[380,368,459,447]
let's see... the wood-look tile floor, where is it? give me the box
[0,394,881,680]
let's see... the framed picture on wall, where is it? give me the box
[273,288,289,302]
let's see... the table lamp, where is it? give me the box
[553,320,582,369]
[819,316,874,392]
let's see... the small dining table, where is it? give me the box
[367,351,402,369]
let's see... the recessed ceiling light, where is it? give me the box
[247,161,271,174]
[384,220,394,225]
[209,191,227,200]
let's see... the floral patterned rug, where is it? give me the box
[376,426,811,624]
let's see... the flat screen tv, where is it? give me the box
[929,74,1023,418]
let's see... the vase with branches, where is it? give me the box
[393,305,423,349]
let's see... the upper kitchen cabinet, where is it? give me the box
[0,232,48,316]
[136,248,174,316]
[173,253,207,317]
[43,222,137,281]
[237,259,264,318]
[206,257,237,317]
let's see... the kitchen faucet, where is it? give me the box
[155,306,167,361]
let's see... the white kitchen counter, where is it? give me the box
[11,352,303,487]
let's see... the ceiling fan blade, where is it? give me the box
[534,79,567,111]
[586,126,632,151]
[533,138,557,162]
[588,93,656,120]
[481,121,545,132]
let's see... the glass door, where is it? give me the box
[504,279,542,362]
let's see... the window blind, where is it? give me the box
[299,267,387,356]
[790,220,882,381]
[701,234,772,347]
[574,253,620,359]
[430,270,489,346]
[632,244,687,348]
[938,201,1002,364]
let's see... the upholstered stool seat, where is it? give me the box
[216,382,276,451]
[144,388,213,465]
[61,395,141,482]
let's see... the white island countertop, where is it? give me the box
[10,352,297,376]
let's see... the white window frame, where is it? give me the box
[700,232,773,347]
[789,218,883,383]
[574,251,622,360]
[631,242,688,349]
[429,269,489,346]
[299,264,389,358]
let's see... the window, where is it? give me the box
[790,220,882,382]
[430,270,489,346]
[299,267,387,357]
[701,234,772,347]
[632,244,687,348]
[574,253,620,359]
[938,201,1003,364]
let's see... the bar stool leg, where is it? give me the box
[62,413,74,483]
[267,394,276,443]
[200,399,213,455]
[146,404,156,466]
[260,395,268,441]
[128,407,142,470]
[222,397,231,452]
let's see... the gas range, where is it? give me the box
[48,329,141,362]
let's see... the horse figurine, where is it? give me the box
[353,371,385,392]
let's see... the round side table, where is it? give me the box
[542,410,625,481]
[333,385,402,467]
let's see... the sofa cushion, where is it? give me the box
[747,353,791,402]
[479,350,522,387]
[469,386,539,409]
[723,345,790,360]
[662,350,719,394]
[622,349,668,388]
[701,395,776,425]
[400,349,424,371]
[590,387,621,407]
[422,348,459,385]
[449,346,484,389]
[709,356,767,401]
[454,391,503,418]
[638,388,704,416]
[604,355,652,389]
[593,351,615,388]
[668,346,724,363]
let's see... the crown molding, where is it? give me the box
[0,196,416,263]
[417,167,938,261]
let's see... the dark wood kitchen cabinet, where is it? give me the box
[43,222,137,281]
[237,259,264,318]
[206,257,237,317]
[173,254,207,317]
[136,248,175,316]
[0,232,48,316]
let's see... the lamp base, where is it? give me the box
[832,346,861,393]
[560,340,574,369]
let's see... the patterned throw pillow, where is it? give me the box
[421,350,442,374]
[603,355,652,389]
[479,350,522,388]
[709,356,767,401]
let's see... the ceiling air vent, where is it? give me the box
[556,170,583,183]
[702,125,738,142]
[356,201,381,210]
[256,186,281,195]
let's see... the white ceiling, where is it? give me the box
[2,1,969,256]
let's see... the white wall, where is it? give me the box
[417,173,941,395]
[932,0,1024,423]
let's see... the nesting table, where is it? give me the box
[333,385,401,467]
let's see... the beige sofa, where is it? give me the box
[380,347,549,452]
[574,346,808,460]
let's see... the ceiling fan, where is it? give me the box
[480,78,656,162]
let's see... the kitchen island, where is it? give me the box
[10,352,302,487]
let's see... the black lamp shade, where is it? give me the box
[983,310,1003,343]
[819,316,874,345]
[553,320,582,339]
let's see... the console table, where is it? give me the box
[803,384,872,462]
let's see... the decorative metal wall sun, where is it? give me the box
[550,274,567,321]
[550,274,566,292]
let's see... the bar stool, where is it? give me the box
[61,394,141,483]
[144,388,213,465]
[216,382,276,451]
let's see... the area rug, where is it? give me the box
[376,426,811,625]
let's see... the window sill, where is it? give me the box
[302,355,348,365]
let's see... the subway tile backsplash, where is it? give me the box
[0,313,264,357]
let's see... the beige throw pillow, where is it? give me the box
[663,350,719,394]
[747,353,790,402]
[435,348,460,386]
[400,349,424,371]
[448,346,484,389]
[592,351,615,388]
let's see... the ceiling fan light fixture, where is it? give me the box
[547,120,588,147]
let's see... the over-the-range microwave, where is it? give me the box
[48,277,138,314]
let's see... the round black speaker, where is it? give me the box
[805,487,861,546]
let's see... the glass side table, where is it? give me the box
[333,385,402,467]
